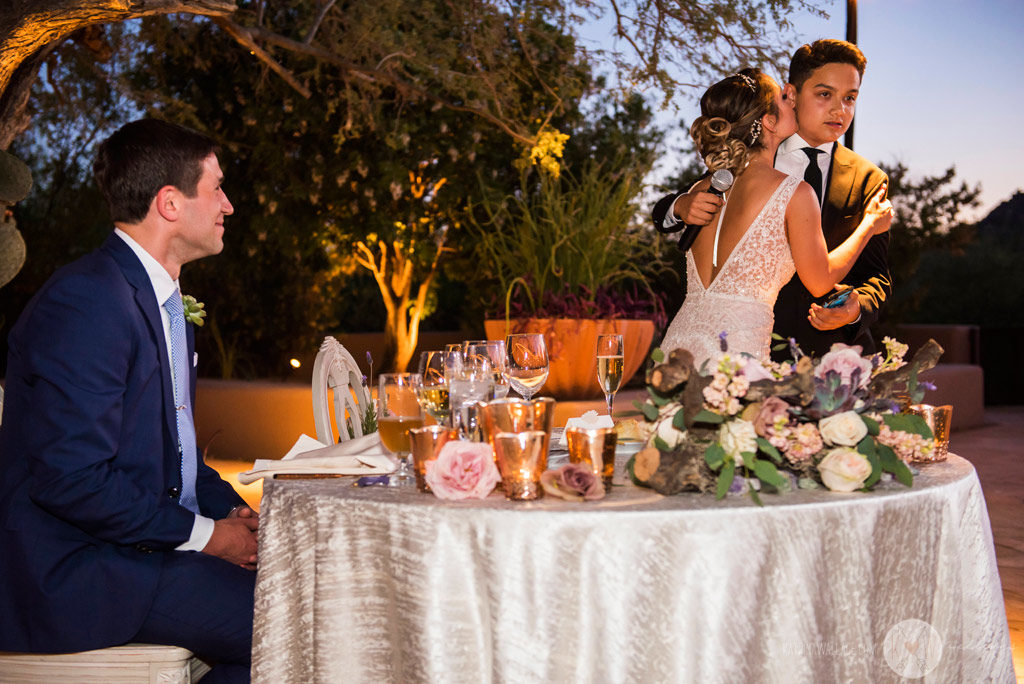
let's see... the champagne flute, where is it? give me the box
[464,340,510,399]
[378,373,425,486]
[505,333,549,401]
[416,350,455,427]
[596,333,624,416]
[448,354,495,440]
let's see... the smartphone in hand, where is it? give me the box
[823,286,855,309]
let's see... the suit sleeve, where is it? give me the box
[847,170,891,342]
[652,192,685,233]
[18,272,196,550]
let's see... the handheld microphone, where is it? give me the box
[676,168,734,252]
[706,168,734,197]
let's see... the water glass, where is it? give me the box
[465,340,510,399]
[448,355,495,440]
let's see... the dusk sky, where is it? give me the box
[632,0,1023,221]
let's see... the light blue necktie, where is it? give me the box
[164,290,199,514]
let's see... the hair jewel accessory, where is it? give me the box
[749,120,762,145]
[735,73,757,92]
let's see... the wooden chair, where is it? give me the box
[311,336,371,444]
[0,643,210,682]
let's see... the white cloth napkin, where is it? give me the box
[559,410,614,447]
[238,432,395,484]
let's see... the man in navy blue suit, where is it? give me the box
[0,119,258,683]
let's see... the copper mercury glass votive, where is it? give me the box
[492,430,547,500]
[408,425,458,492]
[907,404,953,463]
[565,426,617,486]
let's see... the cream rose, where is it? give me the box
[818,411,868,447]
[718,419,758,460]
[817,447,872,492]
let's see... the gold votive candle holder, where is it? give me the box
[908,404,953,463]
[408,425,458,492]
[492,430,547,500]
[565,426,617,486]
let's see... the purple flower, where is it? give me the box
[718,331,728,352]
[540,463,605,501]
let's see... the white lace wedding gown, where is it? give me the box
[661,175,800,365]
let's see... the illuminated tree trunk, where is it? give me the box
[0,0,237,147]
[353,238,443,373]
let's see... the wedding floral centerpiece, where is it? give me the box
[628,337,944,503]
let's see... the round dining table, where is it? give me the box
[250,454,1013,683]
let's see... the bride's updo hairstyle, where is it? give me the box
[690,67,778,177]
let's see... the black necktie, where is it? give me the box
[802,147,824,205]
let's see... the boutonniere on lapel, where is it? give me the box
[181,294,207,327]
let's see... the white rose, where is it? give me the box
[818,411,868,447]
[653,404,686,448]
[817,447,872,492]
[718,419,758,460]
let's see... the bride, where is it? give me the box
[658,68,891,365]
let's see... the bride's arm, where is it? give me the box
[786,183,891,297]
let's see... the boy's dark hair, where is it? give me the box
[789,39,867,90]
[93,118,218,224]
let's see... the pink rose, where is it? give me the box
[540,463,605,501]
[425,441,501,500]
[815,343,873,389]
[753,396,790,437]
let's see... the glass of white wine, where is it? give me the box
[378,372,425,486]
[596,333,624,416]
[464,340,510,399]
[505,333,549,401]
[417,350,457,427]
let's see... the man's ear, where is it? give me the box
[782,83,797,104]
[153,185,179,222]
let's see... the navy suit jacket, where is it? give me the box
[772,143,891,358]
[0,233,243,652]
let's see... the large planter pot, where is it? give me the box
[484,318,655,400]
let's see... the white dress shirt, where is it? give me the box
[775,134,835,207]
[114,229,214,551]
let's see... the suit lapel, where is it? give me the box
[100,234,180,449]
[823,143,855,240]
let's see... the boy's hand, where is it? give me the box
[808,291,861,330]
[674,190,723,227]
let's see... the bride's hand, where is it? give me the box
[865,182,893,235]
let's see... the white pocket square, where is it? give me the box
[193,352,198,367]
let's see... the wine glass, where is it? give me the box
[596,333,624,416]
[505,333,549,401]
[416,350,456,427]
[464,340,510,399]
[377,373,425,486]
[448,354,495,440]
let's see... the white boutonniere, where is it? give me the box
[182,294,206,327]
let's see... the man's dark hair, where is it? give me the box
[93,118,218,224]
[788,39,867,90]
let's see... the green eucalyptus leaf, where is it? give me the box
[716,460,735,500]
[653,435,670,452]
[753,459,787,489]
[640,402,659,422]
[691,409,724,424]
[741,451,756,470]
[884,413,933,439]
[749,484,763,507]
[861,414,880,436]
[798,477,820,490]
[704,442,725,470]
[672,409,687,431]
[755,437,783,464]
[651,348,665,364]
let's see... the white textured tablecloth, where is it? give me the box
[251,455,1013,683]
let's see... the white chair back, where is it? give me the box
[312,336,371,444]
